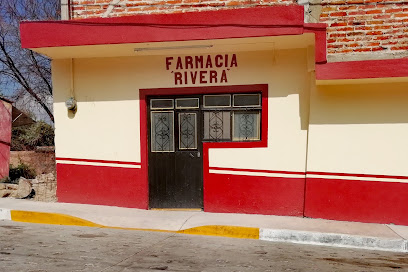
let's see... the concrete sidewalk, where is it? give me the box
[0,198,407,253]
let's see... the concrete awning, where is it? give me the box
[20,6,326,63]
[20,5,408,83]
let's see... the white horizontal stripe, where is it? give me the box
[306,174,408,184]
[208,170,408,183]
[209,169,305,179]
[57,160,141,169]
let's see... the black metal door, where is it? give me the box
[148,97,203,209]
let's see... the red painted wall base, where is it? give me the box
[305,178,408,226]
[204,173,305,216]
[56,163,148,209]
[0,99,11,179]
[0,144,10,179]
[56,162,408,226]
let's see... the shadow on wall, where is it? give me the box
[312,82,408,125]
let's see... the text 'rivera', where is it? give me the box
[165,54,238,85]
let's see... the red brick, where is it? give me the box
[353,47,372,52]
[366,31,383,35]
[371,47,385,51]
[391,45,408,50]
[330,11,347,17]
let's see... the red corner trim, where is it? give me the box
[55,157,141,166]
[316,58,408,80]
[304,23,327,64]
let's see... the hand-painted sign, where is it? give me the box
[165,54,238,85]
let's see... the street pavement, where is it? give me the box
[1,198,408,252]
[1,220,408,272]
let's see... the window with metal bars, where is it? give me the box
[203,93,261,142]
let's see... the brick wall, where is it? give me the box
[70,0,296,19]
[320,0,408,61]
[68,0,408,61]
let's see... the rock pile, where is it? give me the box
[0,173,57,202]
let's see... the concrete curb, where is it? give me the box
[1,208,407,253]
[260,229,408,253]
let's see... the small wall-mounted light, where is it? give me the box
[65,97,77,111]
[134,44,213,52]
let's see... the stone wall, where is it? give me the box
[0,174,57,202]
[10,150,56,176]
[67,0,408,61]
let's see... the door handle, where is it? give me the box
[189,152,200,158]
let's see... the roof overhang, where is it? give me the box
[316,58,408,85]
[21,5,408,83]
[0,96,13,104]
[0,97,35,127]
[12,106,35,127]
[20,6,327,63]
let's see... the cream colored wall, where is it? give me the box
[52,58,142,163]
[307,82,408,176]
[209,50,311,172]
[52,48,311,172]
